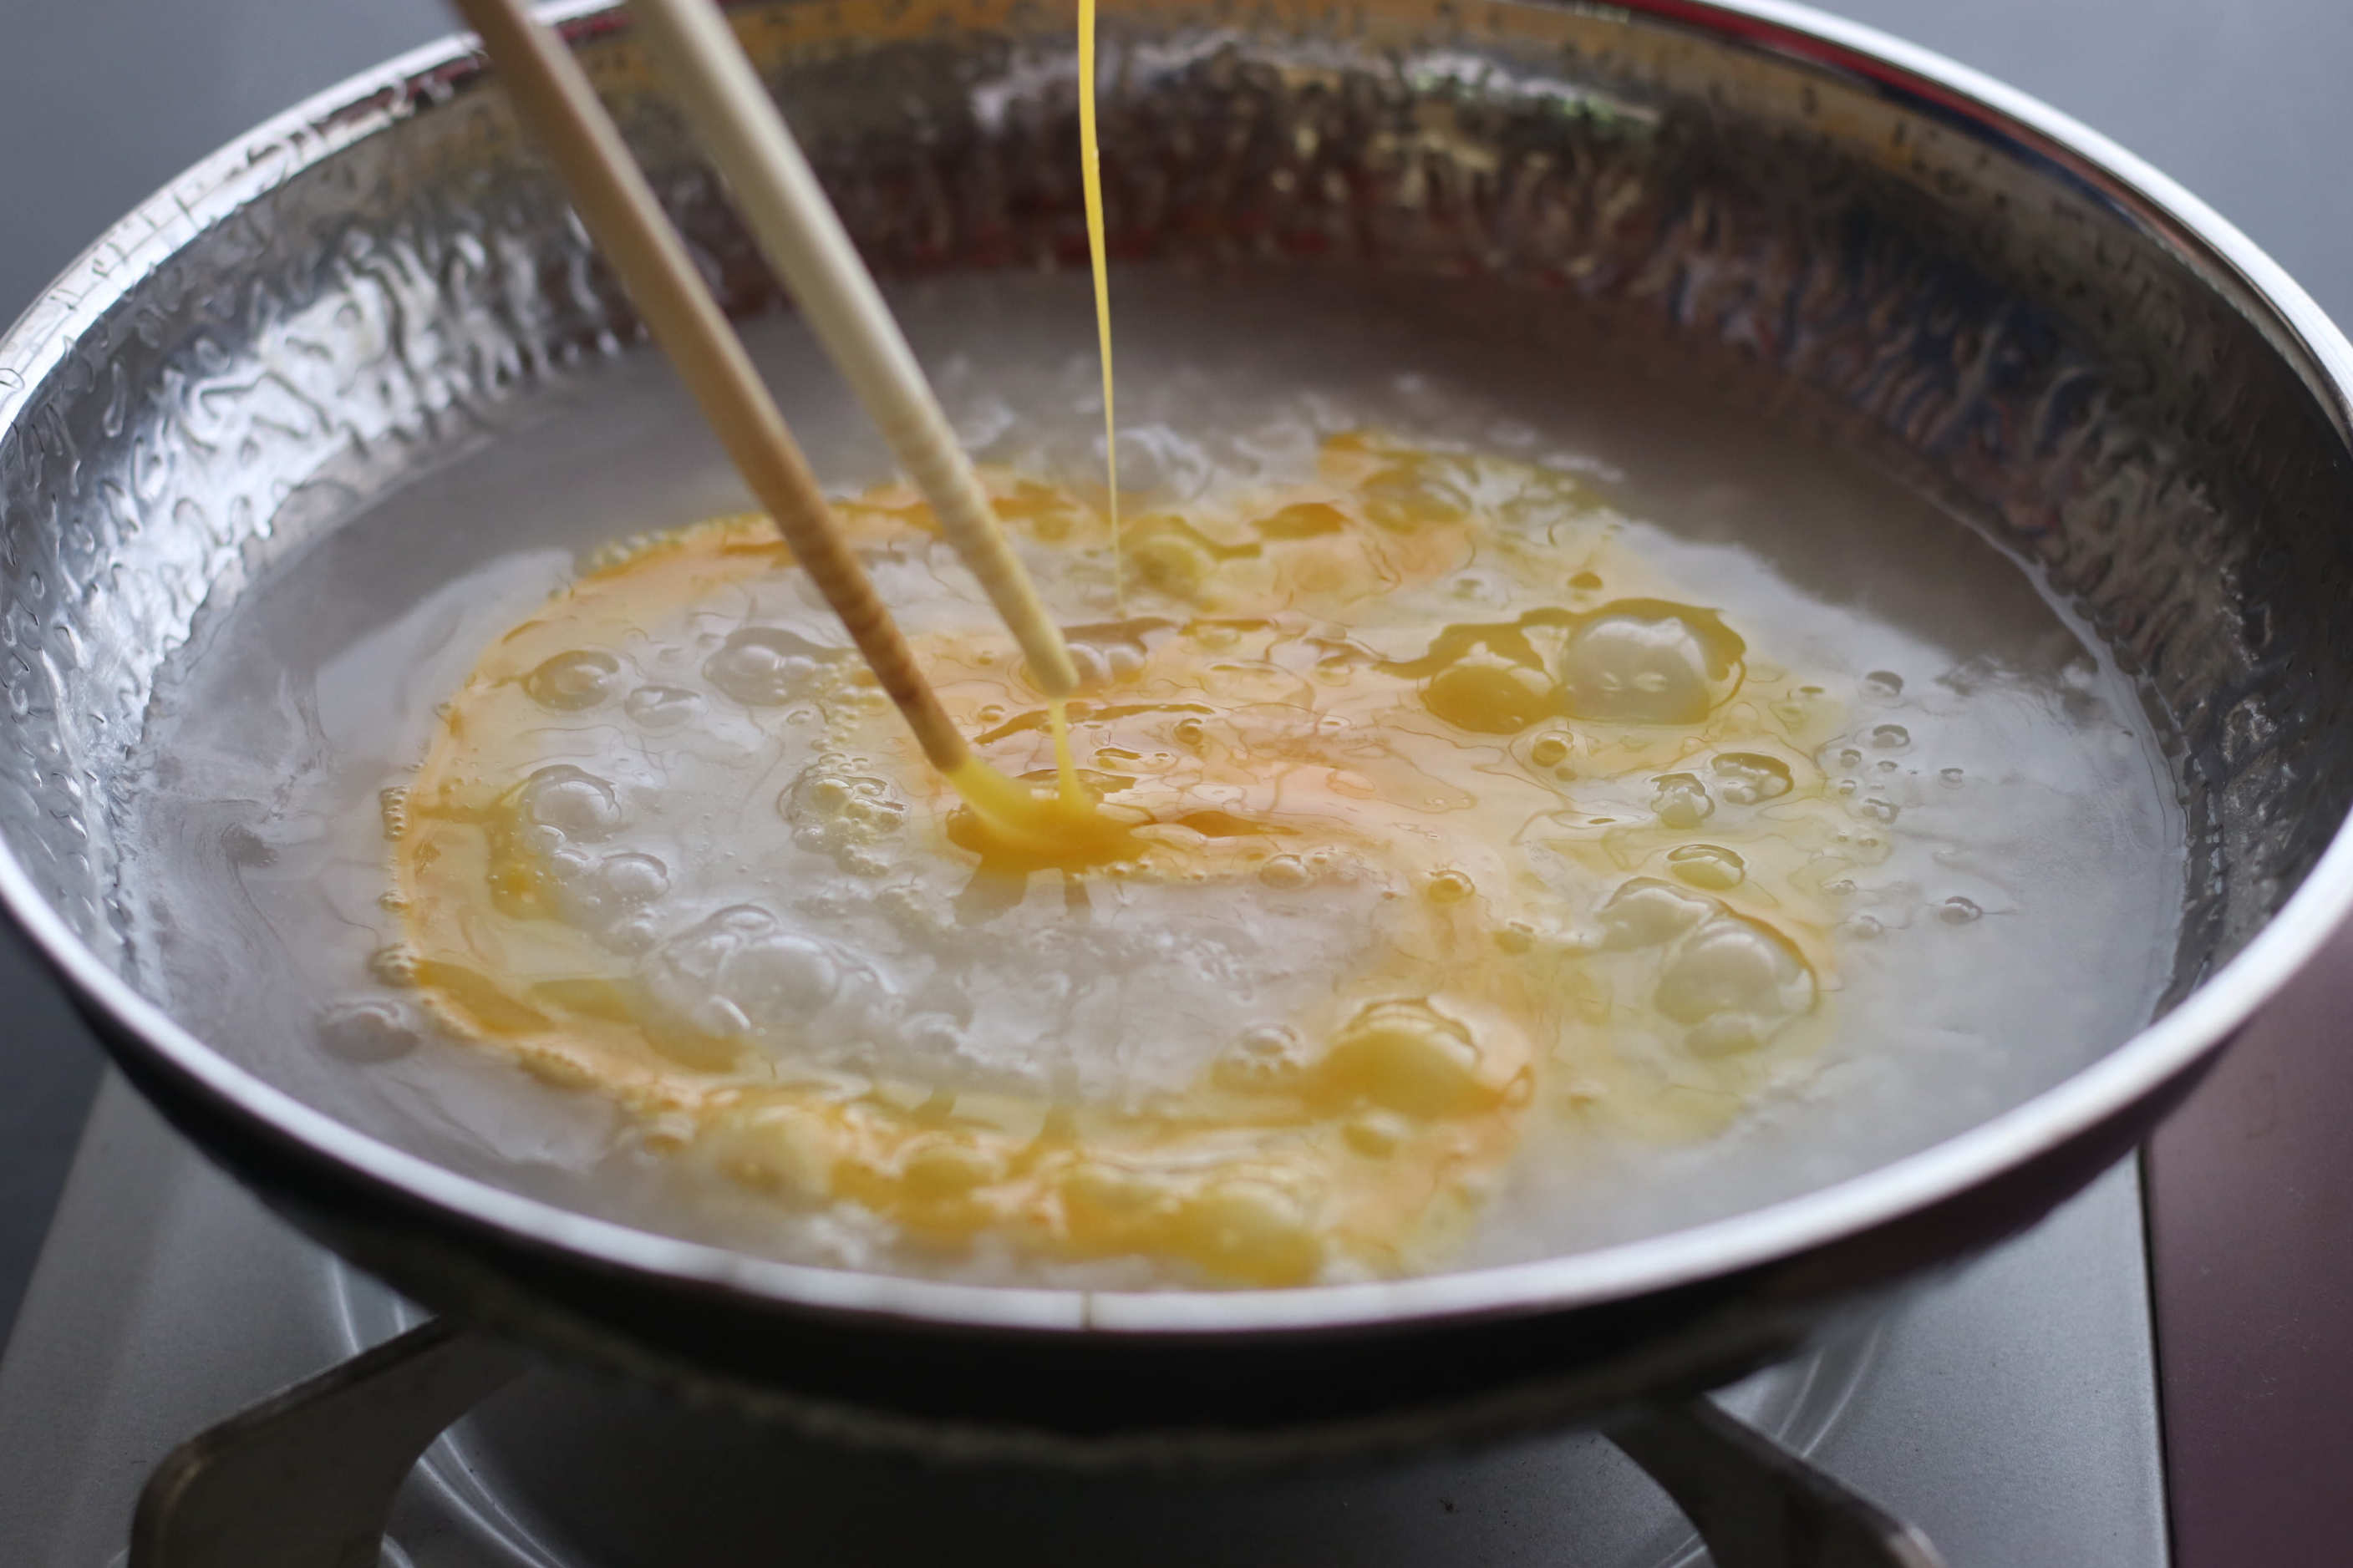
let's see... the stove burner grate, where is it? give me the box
[128,1318,1942,1568]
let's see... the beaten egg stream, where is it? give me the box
[386,433,1852,1286]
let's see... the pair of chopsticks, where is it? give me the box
[449,0,1082,774]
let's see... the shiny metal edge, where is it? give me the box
[0,0,2347,1340]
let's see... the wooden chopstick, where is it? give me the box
[628,0,1082,700]
[450,0,973,774]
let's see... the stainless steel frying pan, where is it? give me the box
[3,0,2350,1469]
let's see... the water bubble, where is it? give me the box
[1319,998,1489,1117]
[546,845,594,883]
[1528,733,1571,767]
[1213,1024,1309,1090]
[1862,670,1903,698]
[511,764,623,842]
[1859,797,1901,824]
[1686,1013,1766,1058]
[902,1012,966,1060]
[1869,723,1910,750]
[693,997,754,1039]
[1258,854,1311,890]
[1127,517,1222,597]
[734,943,853,1029]
[1595,878,1715,950]
[607,915,659,956]
[1426,868,1476,904]
[1654,914,1816,1031]
[1422,648,1557,734]
[1711,752,1793,805]
[648,905,846,1034]
[525,649,623,711]
[378,787,409,842]
[600,851,668,905]
[625,684,704,730]
[1344,1111,1412,1158]
[782,757,909,874]
[1939,896,1984,925]
[705,627,832,706]
[1651,772,1715,829]
[1558,601,1745,724]
[317,997,422,1063]
[1939,766,1964,787]
[1064,621,1156,684]
[1666,843,1746,891]
[368,944,419,987]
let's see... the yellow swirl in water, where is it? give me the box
[385,436,1861,1286]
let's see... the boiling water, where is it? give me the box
[121,266,2183,1286]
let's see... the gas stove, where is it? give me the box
[1,2,2347,1564]
[0,1076,2166,1565]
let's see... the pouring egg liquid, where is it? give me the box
[1078,0,1120,591]
[924,0,1126,872]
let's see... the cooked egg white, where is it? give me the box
[384,434,1858,1286]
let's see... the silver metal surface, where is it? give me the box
[1606,1403,1944,1567]
[0,0,2343,1447]
[0,1077,2168,1565]
[129,1319,526,1568]
[124,1323,1939,1568]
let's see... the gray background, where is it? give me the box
[0,0,2346,1362]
